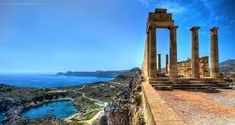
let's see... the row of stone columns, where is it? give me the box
[190,26,219,78]
[146,25,219,79]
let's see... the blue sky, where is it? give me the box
[0,0,234,73]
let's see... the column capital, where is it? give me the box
[210,27,219,32]
[168,25,178,30]
[190,26,200,31]
[149,23,157,28]
[146,23,156,33]
[147,24,156,33]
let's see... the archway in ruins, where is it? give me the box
[143,8,178,80]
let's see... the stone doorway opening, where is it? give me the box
[156,29,170,76]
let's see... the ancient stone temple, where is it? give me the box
[142,8,229,90]
[141,8,232,125]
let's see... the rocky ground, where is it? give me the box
[157,89,235,125]
[103,68,144,125]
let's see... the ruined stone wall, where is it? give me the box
[177,56,210,77]
[142,84,156,125]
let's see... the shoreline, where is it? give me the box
[64,112,80,121]
[23,97,76,112]
[0,76,128,124]
[64,108,105,123]
[0,74,114,89]
[21,97,80,120]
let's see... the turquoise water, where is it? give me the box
[0,74,113,88]
[22,100,78,119]
[0,112,5,125]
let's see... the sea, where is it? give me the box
[22,100,78,119]
[0,74,114,88]
[0,112,4,125]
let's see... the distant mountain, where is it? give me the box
[112,67,141,84]
[57,70,128,78]
[220,59,235,72]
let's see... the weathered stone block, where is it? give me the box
[177,56,209,77]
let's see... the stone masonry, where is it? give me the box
[177,56,210,77]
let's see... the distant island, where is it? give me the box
[56,59,235,78]
[57,70,129,78]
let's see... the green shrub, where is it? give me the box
[136,85,142,92]
[134,94,142,106]
[137,112,145,125]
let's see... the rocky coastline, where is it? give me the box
[103,68,144,125]
[0,68,142,125]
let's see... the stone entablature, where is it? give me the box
[147,9,174,28]
[177,57,210,77]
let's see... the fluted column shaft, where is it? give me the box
[148,26,157,79]
[169,26,178,78]
[190,26,200,78]
[158,54,161,72]
[210,27,219,78]
[145,37,149,77]
[166,54,169,74]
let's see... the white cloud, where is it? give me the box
[136,0,153,6]
[137,0,230,32]
[158,1,187,14]
[0,0,47,6]
[136,0,187,14]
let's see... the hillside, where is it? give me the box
[0,68,142,125]
[57,70,128,78]
[220,59,235,72]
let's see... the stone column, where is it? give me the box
[158,54,161,72]
[190,26,200,78]
[148,26,157,79]
[210,27,219,78]
[169,26,178,78]
[145,37,149,77]
[166,54,169,74]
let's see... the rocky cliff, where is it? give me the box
[102,68,145,125]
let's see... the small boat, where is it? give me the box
[50,108,54,111]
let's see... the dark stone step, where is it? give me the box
[149,78,230,90]
[153,86,173,91]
